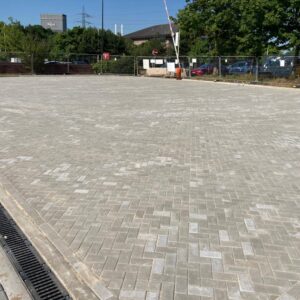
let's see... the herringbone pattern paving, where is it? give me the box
[0,77,299,299]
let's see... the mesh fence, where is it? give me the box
[189,56,220,78]
[38,53,98,75]
[220,56,257,81]
[93,56,135,75]
[39,54,69,75]
[1,52,299,85]
[187,56,300,85]
[0,52,32,74]
[258,56,299,78]
[68,54,98,75]
[136,56,189,78]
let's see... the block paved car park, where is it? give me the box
[0,76,299,300]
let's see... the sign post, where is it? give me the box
[152,49,159,68]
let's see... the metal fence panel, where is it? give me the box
[220,56,257,81]
[137,56,189,78]
[258,56,299,78]
[136,56,167,77]
[96,56,135,75]
[189,56,220,79]
[34,53,98,75]
[68,54,98,75]
[0,52,32,74]
[1,52,299,86]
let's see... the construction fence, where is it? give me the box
[1,52,299,85]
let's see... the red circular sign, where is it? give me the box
[103,52,111,61]
[152,49,159,56]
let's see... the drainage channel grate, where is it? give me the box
[0,204,71,300]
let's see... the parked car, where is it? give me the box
[191,67,205,76]
[260,57,293,78]
[72,60,89,65]
[191,63,216,76]
[227,61,254,74]
[191,63,229,76]
[44,61,61,65]
[199,63,215,74]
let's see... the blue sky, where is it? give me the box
[0,0,186,34]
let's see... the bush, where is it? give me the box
[0,53,9,62]
[93,57,135,75]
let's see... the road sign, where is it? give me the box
[103,52,110,60]
[152,49,159,56]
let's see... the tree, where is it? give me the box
[175,0,298,57]
[129,39,167,57]
[237,0,280,56]
[176,0,240,56]
[278,0,300,57]
[51,27,129,57]
[0,19,25,52]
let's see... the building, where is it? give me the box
[41,14,67,32]
[124,24,178,46]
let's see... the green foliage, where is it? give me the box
[92,57,135,74]
[278,0,300,56]
[0,19,25,52]
[176,0,300,56]
[189,39,210,56]
[1,1,299,62]
[176,0,240,56]
[129,39,167,56]
[51,27,129,57]
[0,51,9,61]
[0,21,130,59]
[0,20,53,71]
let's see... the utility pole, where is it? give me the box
[3,23,7,52]
[82,6,86,28]
[77,6,92,28]
[101,0,104,55]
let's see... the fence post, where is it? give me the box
[136,57,140,76]
[133,56,136,76]
[67,54,70,74]
[31,53,34,75]
[219,56,222,78]
[188,57,191,78]
[255,57,259,82]
[100,54,103,75]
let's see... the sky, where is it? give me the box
[0,0,186,34]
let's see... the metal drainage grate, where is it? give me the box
[0,204,71,300]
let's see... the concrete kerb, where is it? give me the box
[183,77,300,91]
[0,284,8,300]
[0,177,113,300]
